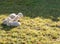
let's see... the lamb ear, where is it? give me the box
[9,13,16,17]
[17,12,23,17]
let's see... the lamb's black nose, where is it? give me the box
[18,20,20,22]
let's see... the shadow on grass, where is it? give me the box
[0,23,17,31]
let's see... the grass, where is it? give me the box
[0,0,60,18]
[0,15,60,44]
[0,0,60,44]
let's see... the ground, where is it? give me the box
[0,0,60,44]
[0,15,60,44]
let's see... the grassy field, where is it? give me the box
[0,0,60,18]
[0,0,60,44]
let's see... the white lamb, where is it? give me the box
[2,12,23,26]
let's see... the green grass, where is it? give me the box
[0,0,60,44]
[0,0,60,18]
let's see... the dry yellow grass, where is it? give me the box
[0,15,60,44]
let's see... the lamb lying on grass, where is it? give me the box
[2,13,23,26]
